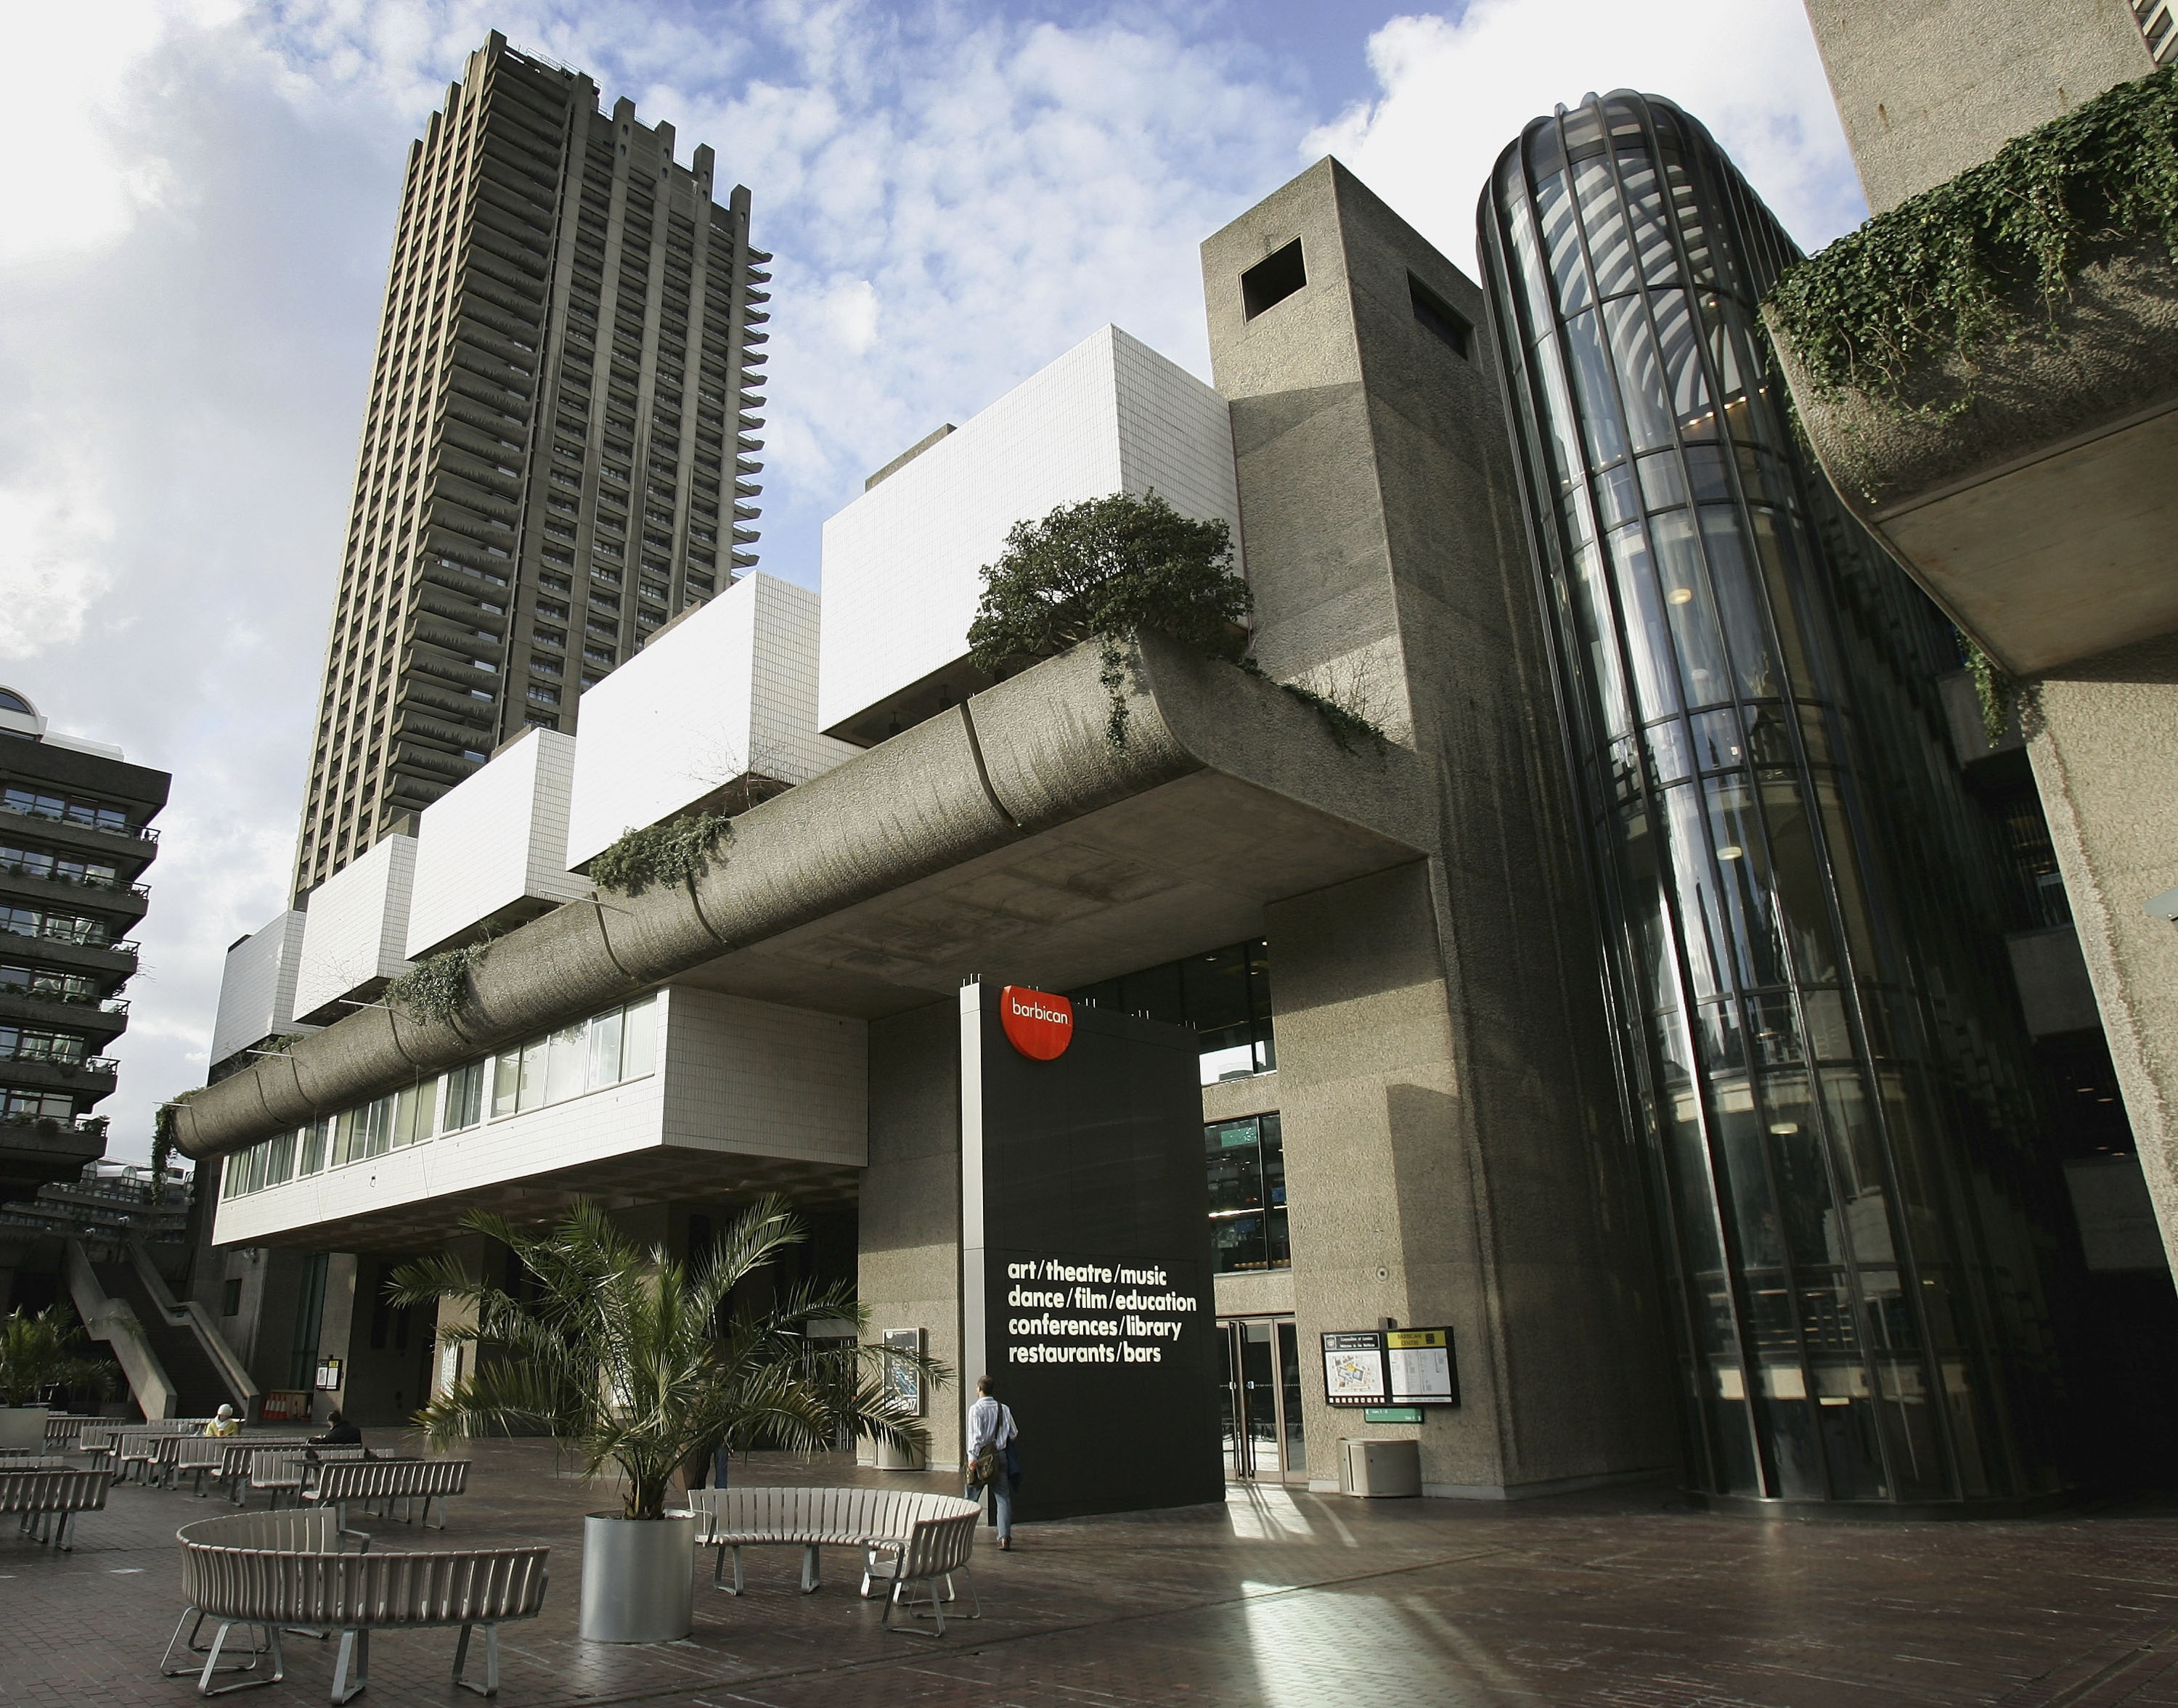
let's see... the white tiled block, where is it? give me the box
[816,324,1239,737]
[209,910,312,1068]
[211,987,868,1247]
[406,728,591,959]
[566,573,856,871]
[662,987,867,1164]
[293,835,417,1023]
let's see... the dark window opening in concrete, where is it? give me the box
[1205,1113,1288,1272]
[221,1278,242,1316]
[1071,938,1275,1084]
[1409,274,1471,357]
[1241,240,1306,320]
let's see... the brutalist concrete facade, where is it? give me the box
[1795,1,2178,1281]
[294,32,770,902]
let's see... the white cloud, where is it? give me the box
[2,0,1864,1168]
[1306,1,1867,266]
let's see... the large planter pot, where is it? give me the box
[578,1511,696,1643]
[0,1408,47,1452]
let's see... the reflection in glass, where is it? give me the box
[1484,90,2063,1507]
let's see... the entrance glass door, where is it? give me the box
[1218,1317,1307,1484]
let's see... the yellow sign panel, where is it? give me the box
[1386,1330,1446,1350]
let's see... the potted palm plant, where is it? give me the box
[391,1195,946,1643]
[0,1305,118,1448]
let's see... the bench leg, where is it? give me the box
[330,1628,368,1704]
[802,1543,821,1593]
[52,1509,73,1552]
[712,1543,744,1595]
[197,1622,283,1696]
[452,1623,500,1698]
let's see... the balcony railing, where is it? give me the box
[0,800,157,841]
[0,859,150,899]
[0,1111,106,1136]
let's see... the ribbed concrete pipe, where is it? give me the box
[176,634,1422,1162]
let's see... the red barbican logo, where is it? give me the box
[999,986,1074,1061]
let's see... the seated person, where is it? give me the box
[309,1408,363,1447]
[205,1403,241,1438]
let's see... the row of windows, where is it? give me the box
[0,963,103,1005]
[0,842,124,892]
[0,1025,86,1065]
[1,1089,78,1120]
[1,789,137,836]
[1,907,113,947]
[219,996,658,1198]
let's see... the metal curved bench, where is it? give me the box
[0,1466,111,1550]
[683,1487,980,1601]
[164,1508,550,1701]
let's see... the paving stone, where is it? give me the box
[3,1439,2177,1706]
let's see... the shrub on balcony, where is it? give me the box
[1765,66,2178,415]
[968,491,1251,748]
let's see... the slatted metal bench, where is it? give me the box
[248,1447,367,1509]
[164,1508,550,1701]
[306,1458,468,1535]
[211,1438,313,1504]
[873,1506,983,1637]
[683,1487,982,1603]
[43,1415,102,1450]
[0,1466,112,1550]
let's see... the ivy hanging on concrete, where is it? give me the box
[589,812,733,897]
[387,939,492,1026]
[1764,67,2178,414]
[1960,633,2017,746]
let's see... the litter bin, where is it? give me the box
[1339,1437,1421,1497]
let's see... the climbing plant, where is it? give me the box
[386,938,492,1026]
[1960,632,2017,746]
[589,811,733,897]
[1764,66,2178,414]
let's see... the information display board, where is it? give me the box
[1321,1328,1459,1407]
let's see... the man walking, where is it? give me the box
[965,1376,1020,1550]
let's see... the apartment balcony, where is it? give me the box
[0,1111,107,1201]
[1,1055,119,1101]
[0,986,128,1046]
[0,931,137,981]
[0,860,150,926]
[0,799,158,871]
[1763,75,2178,677]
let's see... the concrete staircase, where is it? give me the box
[65,1240,255,1420]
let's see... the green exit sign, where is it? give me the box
[1363,1406,1423,1423]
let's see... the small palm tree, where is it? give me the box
[389,1196,947,1519]
[0,1305,117,1407]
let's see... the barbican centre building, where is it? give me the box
[181,99,2126,1518]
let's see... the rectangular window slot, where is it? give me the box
[1241,240,1306,320]
[1409,274,1472,358]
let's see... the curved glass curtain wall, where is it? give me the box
[1478,92,2063,1506]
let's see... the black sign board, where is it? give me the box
[1320,1328,1459,1407]
[963,982,1223,1521]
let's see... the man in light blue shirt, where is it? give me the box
[964,1376,1019,1549]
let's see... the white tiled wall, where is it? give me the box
[292,835,417,1023]
[565,573,855,870]
[209,910,311,1068]
[405,728,590,960]
[211,986,868,1246]
[815,324,1239,737]
[661,986,867,1164]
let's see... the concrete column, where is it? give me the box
[429,1235,492,1405]
[857,1002,963,1473]
[2028,635,2178,1270]
[314,1253,359,1426]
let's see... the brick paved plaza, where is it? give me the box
[5,1440,2178,1707]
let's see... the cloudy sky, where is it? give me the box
[1,0,1862,1163]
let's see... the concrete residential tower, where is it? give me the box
[293,33,771,902]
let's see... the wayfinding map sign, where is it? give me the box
[1321,1328,1459,1407]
